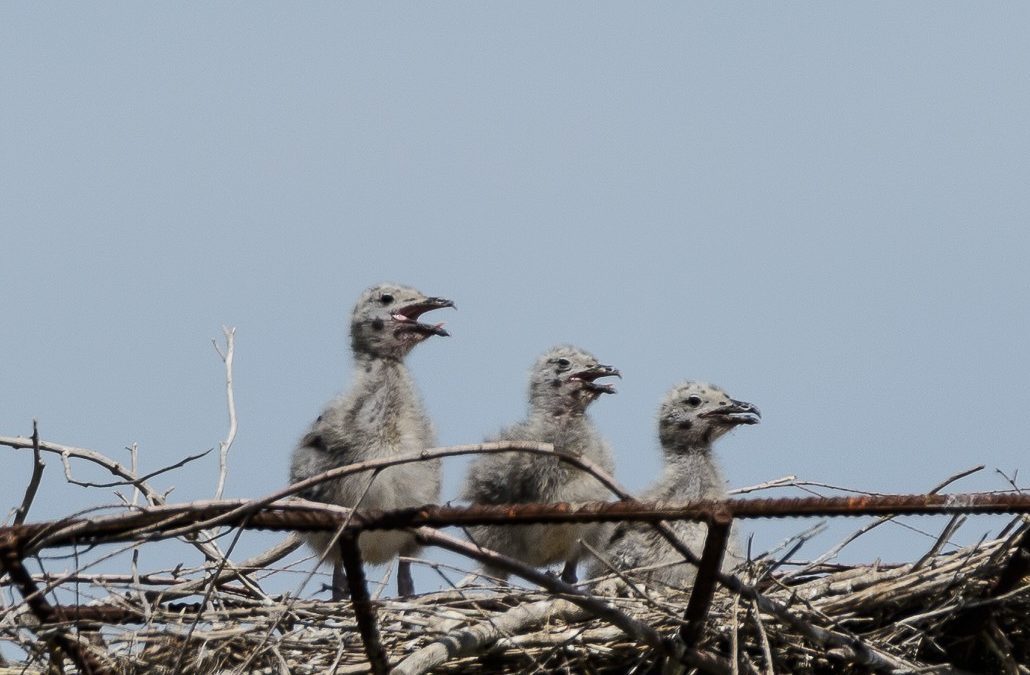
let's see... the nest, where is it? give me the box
[3,333,1029,673]
[2,408,1027,674]
[2,520,1027,674]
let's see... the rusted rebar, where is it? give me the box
[338,533,390,675]
[681,507,733,647]
[4,493,1030,554]
[282,493,1030,533]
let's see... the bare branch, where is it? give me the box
[128,442,140,507]
[13,421,45,526]
[157,441,629,538]
[910,515,967,571]
[171,519,251,675]
[393,598,593,675]
[212,326,238,500]
[750,598,775,675]
[0,434,235,570]
[0,435,176,506]
[929,465,985,494]
[59,448,212,490]
[729,475,798,495]
[157,533,303,600]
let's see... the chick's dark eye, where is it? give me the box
[379,293,394,305]
[686,395,702,407]
[555,358,571,368]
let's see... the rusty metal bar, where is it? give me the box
[680,507,733,647]
[338,532,389,675]
[266,493,1030,531]
[0,533,109,674]
[3,493,1030,553]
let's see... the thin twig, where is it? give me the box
[157,533,303,600]
[13,421,45,526]
[729,476,798,495]
[0,532,110,674]
[419,526,660,641]
[750,598,775,675]
[911,515,967,571]
[0,437,198,506]
[59,448,213,490]
[156,441,628,538]
[128,443,140,507]
[171,516,251,675]
[581,539,676,619]
[928,465,986,494]
[232,477,381,674]
[212,326,238,500]
[781,466,986,582]
[730,594,740,675]
[0,434,264,590]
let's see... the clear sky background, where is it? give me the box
[2,4,1028,599]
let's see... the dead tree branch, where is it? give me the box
[154,441,626,538]
[12,421,45,526]
[212,325,238,500]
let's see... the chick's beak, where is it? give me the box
[570,364,622,394]
[701,398,761,426]
[392,296,455,337]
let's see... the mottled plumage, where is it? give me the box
[462,345,620,584]
[589,381,760,591]
[289,282,453,597]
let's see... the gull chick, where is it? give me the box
[590,381,759,591]
[462,345,620,584]
[289,282,453,598]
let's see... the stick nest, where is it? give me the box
[3,523,1027,674]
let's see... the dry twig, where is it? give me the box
[12,421,45,526]
[212,326,238,501]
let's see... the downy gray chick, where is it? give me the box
[589,381,759,591]
[289,282,453,598]
[462,345,620,584]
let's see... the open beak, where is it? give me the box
[391,297,455,337]
[569,364,622,394]
[700,398,761,426]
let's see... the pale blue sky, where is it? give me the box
[2,4,1028,598]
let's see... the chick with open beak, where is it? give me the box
[290,283,453,599]
[349,284,454,359]
[463,345,621,584]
